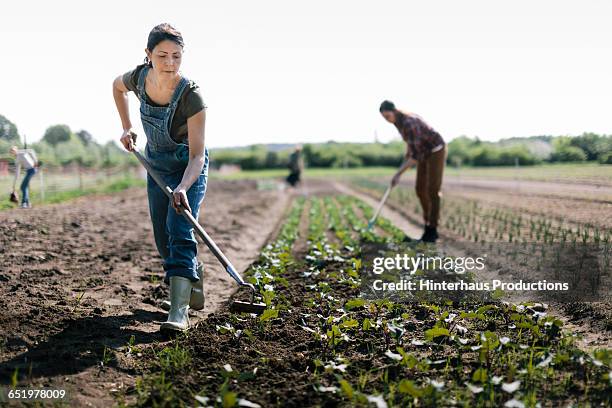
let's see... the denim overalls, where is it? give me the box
[137,65,209,283]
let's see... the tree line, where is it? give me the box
[1,114,610,170]
[0,115,135,168]
[213,134,611,170]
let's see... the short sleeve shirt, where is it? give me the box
[122,64,206,143]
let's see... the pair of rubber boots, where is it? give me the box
[159,262,204,333]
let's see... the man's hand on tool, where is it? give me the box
[172,185,192,214]
[120,129,137,152]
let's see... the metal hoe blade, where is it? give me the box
[230,300,267,314]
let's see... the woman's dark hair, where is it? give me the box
[144,23,184,66]
[379,100,396,113]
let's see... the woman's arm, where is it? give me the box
[171,110,206,213]
[112,75,136,151]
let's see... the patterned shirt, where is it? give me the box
[394,112,445,161]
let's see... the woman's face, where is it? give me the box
[146,40,183,76]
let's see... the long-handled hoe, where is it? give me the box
[132,149,267,315]
[367,184,393,230]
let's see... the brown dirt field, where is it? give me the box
[380,174,612,229]
[0,177,609,407]
[0,180,291,407]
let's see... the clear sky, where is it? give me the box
[1,0,610,149]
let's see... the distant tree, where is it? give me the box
[551,137,587,162]
[54,133,86,166]
[43,124,72,146]
[264,151,279,168]
[551,145,587,162]
[569,132,604,161]
[101,141,133,167]
[447,136,478,166]
[598,151,612,164]
[0,114,20,142]
[30,140,57,166]
[76,129,94,146]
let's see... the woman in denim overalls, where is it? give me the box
[112,24,208,333]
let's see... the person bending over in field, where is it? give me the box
[379,100,446,243]
[112,23,208,333]
[286,145,304,187]
[10,146,40,209]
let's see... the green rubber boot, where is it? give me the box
[160,262,204,311]
[160,276,191,332]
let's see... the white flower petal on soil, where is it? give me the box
[238,399,262,408]
[223,364,233,372]
[458,337,469,345]
[317,385,338,393]
[537,355,553,368]
[465,382,484,394]
[455,324,468,335]
[500,336,511,345]
[384,350,403,361]
[504,398,525,408]
[195,395,209,404]
[492,376,504,385]
[366,394,388,408]
[444,313,457,323]
[471,345,482,351]
[300,325,316,333]
[411,339,425,346]
[502,380,521,393]
[428,379,445,390]
[324,361,348,373]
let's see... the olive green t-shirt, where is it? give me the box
[122,64,206,143]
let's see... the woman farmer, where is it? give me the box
[112,23,208,332]
[380,100,446,243]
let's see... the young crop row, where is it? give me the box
[128,194,610,408]
[351,178,611,245]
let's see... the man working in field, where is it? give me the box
[379,100,446,243]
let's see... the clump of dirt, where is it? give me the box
[562,302,612,332]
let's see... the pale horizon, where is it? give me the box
[1,0,610,150]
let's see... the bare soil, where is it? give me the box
[0,180,290,407]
